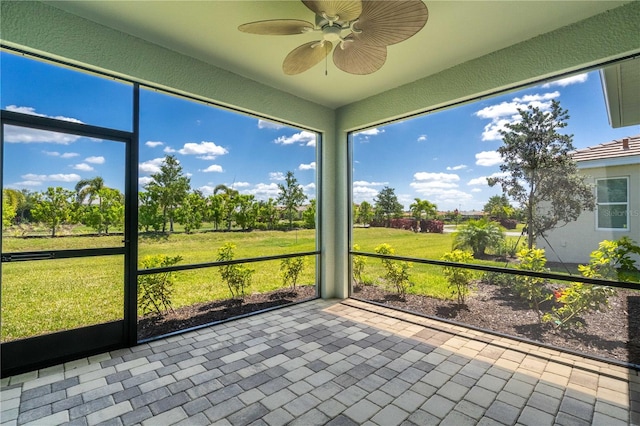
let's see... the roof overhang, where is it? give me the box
[601,57,640,128]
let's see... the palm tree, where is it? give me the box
[454,218,504,258]
[214,184,239,230]
[74,176,105,206]
[409,198,437,220]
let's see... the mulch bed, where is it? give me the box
[353,282,640,365]
[137,285,316,340]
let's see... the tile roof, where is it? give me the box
[572,135,640,162]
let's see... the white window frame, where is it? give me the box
[595,176,629,231]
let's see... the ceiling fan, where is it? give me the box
[238,0,429,75]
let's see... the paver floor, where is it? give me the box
[1,298,638,425]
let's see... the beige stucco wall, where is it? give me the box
[540,163,640,264]
[2,1,640,297]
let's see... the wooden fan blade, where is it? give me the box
[352,0,428,46]
[238,19,314,35]
[283,41,333,75]
[302,0,362,22]
[333,39,386,75]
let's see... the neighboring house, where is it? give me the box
[540,135,640,264]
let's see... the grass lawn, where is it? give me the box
[1,225,524,341]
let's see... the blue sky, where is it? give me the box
[1,51,316,201]
[353,70,640,211]
[2,50,638,211]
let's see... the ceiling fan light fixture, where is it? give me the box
[239,0,429,75]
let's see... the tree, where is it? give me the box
[356,201,374,225]
[483,195,514,220]
[373,186,403,226]
[145,155,191,233]
[32,187,75,237]
[81,187,124,234]
[16,189,36,222]
[233,194,257,230]
[138,190,163,232]
[2,189,17,227]
[409,198,437,220]
[277,171,307,229]
[257,198,279,230]
[205,194,224,230]
[454,218,504,258]
[75,176,105,206]
[302,199,316,229]
[488,101,594,248]
[175,190,206,233]
[214,184,239,231]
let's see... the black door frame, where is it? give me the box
[0,102,139,376]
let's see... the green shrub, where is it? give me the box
[352,244,367,286]
[482,271,512,287]
[374,243,412,297]
[217,243,254,300]
[578,237,640,282]
[494,238,524,258]
[454,218,504,257]
[512,248,551,320]
[543,283,615,329]
[137,254,183,316]
[280,256,305,291]
[542,238,634,329]
[441,250,476,305]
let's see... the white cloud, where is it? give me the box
[139,158,165,174]
[139,176,154,186]
[353,185,380,199]
[164,146,176,153]
[201,164,223,173]
[475,151,503,166]
[475,92,560,141]
[72,163,94,172]
[198,185,216,196]
[471,188,482,193]
[6,105,83,124]
[177,141,228,158]
[446,164,467,171]
[12,180,42,187]
[85,156,105,164]
[355,128,383,136]
[417,134,427,142]
[274,131,316,147]
[231,182,251,188]
[467,172,509,186]
[302,182,316,197]
[410,184,473,204]
[269,172,285,181]
[145,141,164,148]
[542,73,588,88]
[408,171,475,206]
[513,92,560,103]
[480,118,514,142]
[4,126,80,144]
[21,173,81,184]
[413,172,460,183]
[299,162,316,171]
[353,180,388,187]
[245,182,280,200]
[61,152,80,158]
[258,119,284,129]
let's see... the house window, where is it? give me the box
[596,177,629,230]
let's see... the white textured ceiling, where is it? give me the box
[48,1,631,109]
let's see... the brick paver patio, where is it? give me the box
[1,298,638,425]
